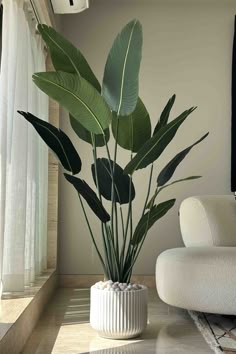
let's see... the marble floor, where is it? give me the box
[22,288,213,354]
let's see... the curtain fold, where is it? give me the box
[0,0,48,293]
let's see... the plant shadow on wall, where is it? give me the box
[18,19,208,283]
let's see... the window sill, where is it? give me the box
[0,269,57,353]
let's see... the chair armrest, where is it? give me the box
[179,195,236,247]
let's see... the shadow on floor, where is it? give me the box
[22,288,90,354]
[80,321,202,353]
[22,288,211,354]
[80,340,155,354]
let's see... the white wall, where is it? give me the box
[58,0,235,275]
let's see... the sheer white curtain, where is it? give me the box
[0,0,48,293]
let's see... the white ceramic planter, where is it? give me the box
[90,285,148,339]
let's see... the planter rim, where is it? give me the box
[91,284,148,293]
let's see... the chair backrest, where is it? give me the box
[179,195,236,247]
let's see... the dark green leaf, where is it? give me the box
[157,133,209,186]
[112,98,151,152]
[159,176,202,191]
[91,158,135,204]
[33,71,112,134]
[70,115,110,147]
[153,94,176,135]
[132,199,176,245]
[18,111,81,175]
[102,19,143,115]
[146,176,201,210]
[64,174,110,223]
[124,107,196,175]
[38,24,101,92]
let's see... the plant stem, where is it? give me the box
[123,186,157,281]
[91,133,111,278]
[141,163,154,217]
[111,116,120,262]
[78,194,108,278]
[123,176,157,281]
[115,202,119,260]
[102,223,114,279]
[91,134,101,199]
[105,223,120,281]
[120,152,133,275]
[122,181,133,271]
[122,165,155,279]
[103,137,116,250]
[120,206,125,239]
[103,128,121,274]
[121,204,131,270]
[129,193,133,247]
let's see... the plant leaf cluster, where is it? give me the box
[19,21,208,282]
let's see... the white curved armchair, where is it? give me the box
[156,195,236,315]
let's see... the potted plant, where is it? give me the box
[18,19,208,339]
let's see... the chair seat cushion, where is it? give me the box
[156,247,236,315]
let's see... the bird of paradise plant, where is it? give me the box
[18,19,208,283]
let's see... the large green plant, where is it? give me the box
[18,20,208,282]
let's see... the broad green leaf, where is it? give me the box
[124,107,196,175]
[18,111,81,175]
[70,115,110,147]
[64,174,110,223]
[38,24,101,92]
[153,94,176,135]
[33,71,112,134]
[112,98,151,152]
[91,158,135,204]
[102,19,143,115]
[132,199,175,245]
[157,133,209,186]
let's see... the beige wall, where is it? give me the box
[58,0,235,275]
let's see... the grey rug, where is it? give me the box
[189,311,236,353]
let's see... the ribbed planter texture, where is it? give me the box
[90,285,148,339]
